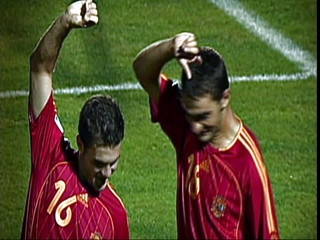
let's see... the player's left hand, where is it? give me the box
[65,0,99,28]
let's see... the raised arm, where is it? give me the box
[132,32,201,104]
[29,0,98,118]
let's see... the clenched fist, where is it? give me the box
[65,0,98,28]
[173,32,202,79]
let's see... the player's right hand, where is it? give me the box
[65,0,98,28]
[173,32,202,80]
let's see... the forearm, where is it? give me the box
[133,37,174,80]
[29,1,98,118]
[133,32,200,102]
[133,37,175,102]
[29,12,72,118]
[30,13,71,74]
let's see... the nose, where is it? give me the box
[191,121,202,134]
[101,165,112,178]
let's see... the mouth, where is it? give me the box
[95,177,108,188]
[196,127,219,142]
[198,127,213,136]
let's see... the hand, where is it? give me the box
[65,0,98,28]
[173,32,202,79]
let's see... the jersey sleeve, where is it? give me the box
[242,128,280,239]
[149,74,188,151]
[28,92,64,170]
[246,167,280,239]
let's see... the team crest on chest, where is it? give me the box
[90,232,102,240]
[211,195,227,218]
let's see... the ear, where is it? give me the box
[220,88,231,109]
[76,135,84,155]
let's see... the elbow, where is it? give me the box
[29,51,37,72]
[29,49,42,72]
[132,56,140,75]
[132,56,143,81]
[29,51,53,73]
[29,50,35,65]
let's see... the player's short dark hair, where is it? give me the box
[78,94,125,149]
[180,46,230,101]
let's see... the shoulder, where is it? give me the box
[47,161,76,181]
[105,183,123,201]
[233,122,266,172]
[160,73,180,92]
[100,183,127,209]
[237,124,270,179]
[62,137,79,163]
[29,92,65,151]
[238,123,262,153]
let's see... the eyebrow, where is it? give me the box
[94,155,120,167]
[185,111,211,120]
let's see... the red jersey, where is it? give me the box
[22,93,130,239]
[150,75,280,239]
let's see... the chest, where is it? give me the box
[181,135,251,197]
[180,136,254,214]
[30,169,126,239]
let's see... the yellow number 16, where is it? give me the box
[47,180,77,227]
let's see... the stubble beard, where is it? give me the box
[93,177,108,192]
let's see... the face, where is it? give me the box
[181,94,226,143]
[78,140,121,192]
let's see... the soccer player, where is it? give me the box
[133,32,280,239]
[21,0,130,239]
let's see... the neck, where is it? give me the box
[210,106,240,149]
[77,154,100,197]
[77,155,85,181]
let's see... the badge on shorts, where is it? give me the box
[211,195,227,218]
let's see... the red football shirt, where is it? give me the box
[150,75,280,239]
[21,93,130,239]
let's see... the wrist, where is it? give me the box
[62,10,77,30]
[56,12,69,30]
[160,37,176,62]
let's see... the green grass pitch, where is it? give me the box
[0,0,316,239]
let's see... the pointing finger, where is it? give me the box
[179,58,192,79]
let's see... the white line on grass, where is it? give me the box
[210,0,317,76]
[0,1,316,99]
[0,72,312,98]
